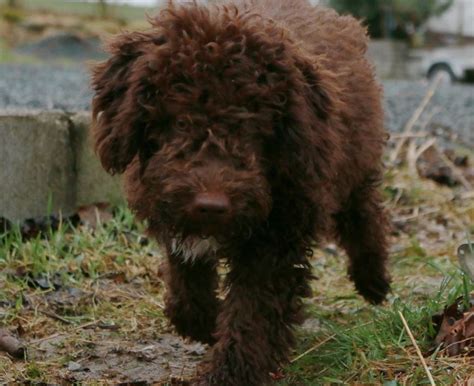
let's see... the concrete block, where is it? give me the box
[69,111,123,207]
[0,110,124,221]
[0,110,75,221]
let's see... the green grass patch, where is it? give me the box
[284,272,473,385]
[1,165,473,383]
[3,0,155,21]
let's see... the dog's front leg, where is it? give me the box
[197,249,312,386]
[161,253,219,345]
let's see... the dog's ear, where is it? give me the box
[293,55,339,122]
[91,31,162,175]
[276,56,343,190]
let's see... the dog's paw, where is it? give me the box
[355,273,391,305]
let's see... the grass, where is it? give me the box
[1,0,155,21]
[0,208,170,382]
[1,166,473,384]
[0,38,41,64]
[284,258,473,385]
[0,0,153,65]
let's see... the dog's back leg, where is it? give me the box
[335,175,391,304]
[161,253,219,345]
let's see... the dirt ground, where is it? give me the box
[1,141,473,384]
[1,3,473,385]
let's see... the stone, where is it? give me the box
[0,109,123,221]
[0,110,75,221]
[69,111,123,208]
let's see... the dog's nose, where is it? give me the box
[191,192,231,218]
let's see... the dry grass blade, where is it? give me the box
[290,334,336,363]
[408,137,437,177]
[398,311,436,386]
[390,73,443,164]
[290,320,375,364]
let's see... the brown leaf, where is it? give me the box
[417,147,458,187]
[269,369,286,381]
[77,202,113,229]
[433,295,474,357]
[0,328,26,359]
[444,149,469,167]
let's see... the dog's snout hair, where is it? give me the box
[91,1,391,384]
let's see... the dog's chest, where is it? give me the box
[170,236,220,263]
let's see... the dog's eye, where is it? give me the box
[198,90,209,104]
[146,138,160,153]
[175,118,189,130]
[235,159,246,170]
[256,73,267,85]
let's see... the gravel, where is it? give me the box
[0,63,92,111]
[17,34,105,62]
[0,63,473,145]
[383,80,474,146]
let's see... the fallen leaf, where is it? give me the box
[7,214,80,240]
[432,294,474,357]
[417,147,458,186]
[444,149,469,167]
[77,203,113,229]
[0,328,26,359]
[417,147,472,187]
[269,369,286,381]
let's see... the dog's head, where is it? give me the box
[91,2,338,253]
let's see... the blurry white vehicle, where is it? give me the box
[415,45,474,83]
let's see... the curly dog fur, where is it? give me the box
[91,0,391,384]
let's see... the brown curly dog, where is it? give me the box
[91,0,390,384]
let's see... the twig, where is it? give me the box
[132,344,156,353]
[459,191,474,200]
[390,74,443,164]
[407,139,418,176]
[39,310,73,325]
[407,137,437,176]
[418,107,441,132]
[394,207,440,223]
[440,336,474,354]
[390,132,429,139]
[414,138,437,160]
[398,311,436,386]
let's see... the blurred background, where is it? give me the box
[1,0,473,111]
[0,0,473,220]
[1,0,473,99]
[1,0,473,106]
[1,2,473,384]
